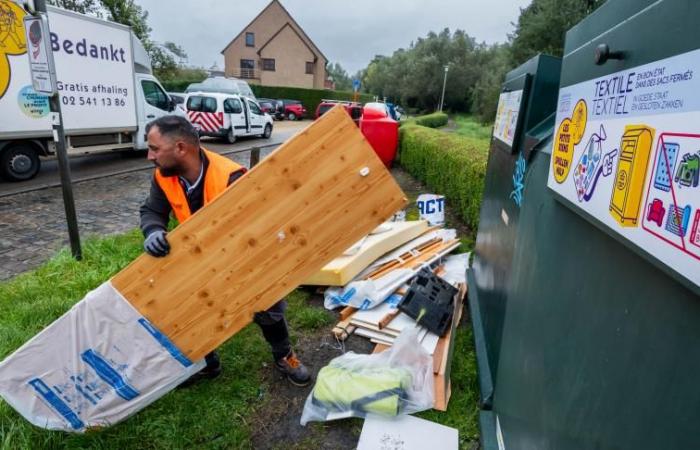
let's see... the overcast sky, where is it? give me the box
[137,0,531,75]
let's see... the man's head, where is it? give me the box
[146,115,200,177]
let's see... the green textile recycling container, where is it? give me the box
[469,53,561,409]
[470,1,700,449]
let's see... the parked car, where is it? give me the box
[280,99,307,121]
[315,99,363,125]
[184,92,273,144]
[256,98,278,117]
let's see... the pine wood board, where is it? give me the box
[111,106,407,360]
[332,315,356,341]
[304,220,429,286]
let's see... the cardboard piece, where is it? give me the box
[357,414,458,450]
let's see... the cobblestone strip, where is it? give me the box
[0,149,277,281]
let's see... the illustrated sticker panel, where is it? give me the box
[547,47,700,289]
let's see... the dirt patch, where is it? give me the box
[249,293,372,450]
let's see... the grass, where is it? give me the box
[0,233,327,450]
[418,325,480,446]
[450,114,493,142]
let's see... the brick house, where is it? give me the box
[221,0,328,89]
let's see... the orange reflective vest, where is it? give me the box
[155,148,243,223]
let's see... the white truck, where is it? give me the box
[0,1,179,181]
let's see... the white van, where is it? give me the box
[0,4,181,181]
[185,77,256,100]
[185,92,273,144]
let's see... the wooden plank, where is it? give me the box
[339,306,357,321]
[111,106,407,360]
[304,220,429,285]
[378,309,401,329]
[373,343,390,353]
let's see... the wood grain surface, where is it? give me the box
[112,106,407,359]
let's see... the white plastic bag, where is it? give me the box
[0,281,205,432]
[300,327,434,425]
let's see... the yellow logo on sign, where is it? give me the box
[0,0,27,99]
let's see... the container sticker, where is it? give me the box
[548,48,700,289]
[18,84,49,118]
[493,89,523,147]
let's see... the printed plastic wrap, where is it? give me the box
[300,327,434,425]
[0,281,205,432]
[323,230,460,310]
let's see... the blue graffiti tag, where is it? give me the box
[510,153,526,207]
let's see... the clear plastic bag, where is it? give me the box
[300,327,434,425]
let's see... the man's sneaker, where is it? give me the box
[275,351,311,387]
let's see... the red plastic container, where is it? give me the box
[359,103,399,167]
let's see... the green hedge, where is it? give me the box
[411,112,449,128]
[398,124,489,230]
[160,78,205,93]
[250,85,374,116]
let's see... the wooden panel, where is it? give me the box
[111,106,407,360]
[304,220,429,286]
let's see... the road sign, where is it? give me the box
[353,79,361,92]
[23,13,57,95]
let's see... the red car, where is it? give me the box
[280,99,306,120]
[315,100,362,125]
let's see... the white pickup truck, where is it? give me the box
[0,1,180,181]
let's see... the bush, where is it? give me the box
[250,85,374,117]
[160,78,205,93]
[398,124,489,230]
[410,112,449,128]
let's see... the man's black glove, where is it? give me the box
[144,229,170,257]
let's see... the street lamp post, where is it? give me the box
[438,65,449,112]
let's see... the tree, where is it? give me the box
[163,42,187,61]
[48,0,181,80]
[326,62,352,91]
[509,0,605,65]
[471,44,511,123]
[48,0,100,15]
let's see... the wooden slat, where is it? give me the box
[332,315,356,341]
[304,220,429,286]
[111,106,407,359]
[339,306,357,321]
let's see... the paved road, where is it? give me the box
[0,120,308,280]
[0,120,306,198]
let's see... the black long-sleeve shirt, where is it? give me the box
[139,151,246,237]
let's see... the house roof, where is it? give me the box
[257,22,317,62]
[220,0,328,63]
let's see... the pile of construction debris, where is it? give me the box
[304,217,468,411]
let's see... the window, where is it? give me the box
[245,32,254,47]
[248,100,261,115]
[262,58,275,71]
[305,62,314,74]
[141,80,169,111]
[240,59,255,79]
[186,96,217,113]
[224,98,242,114]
